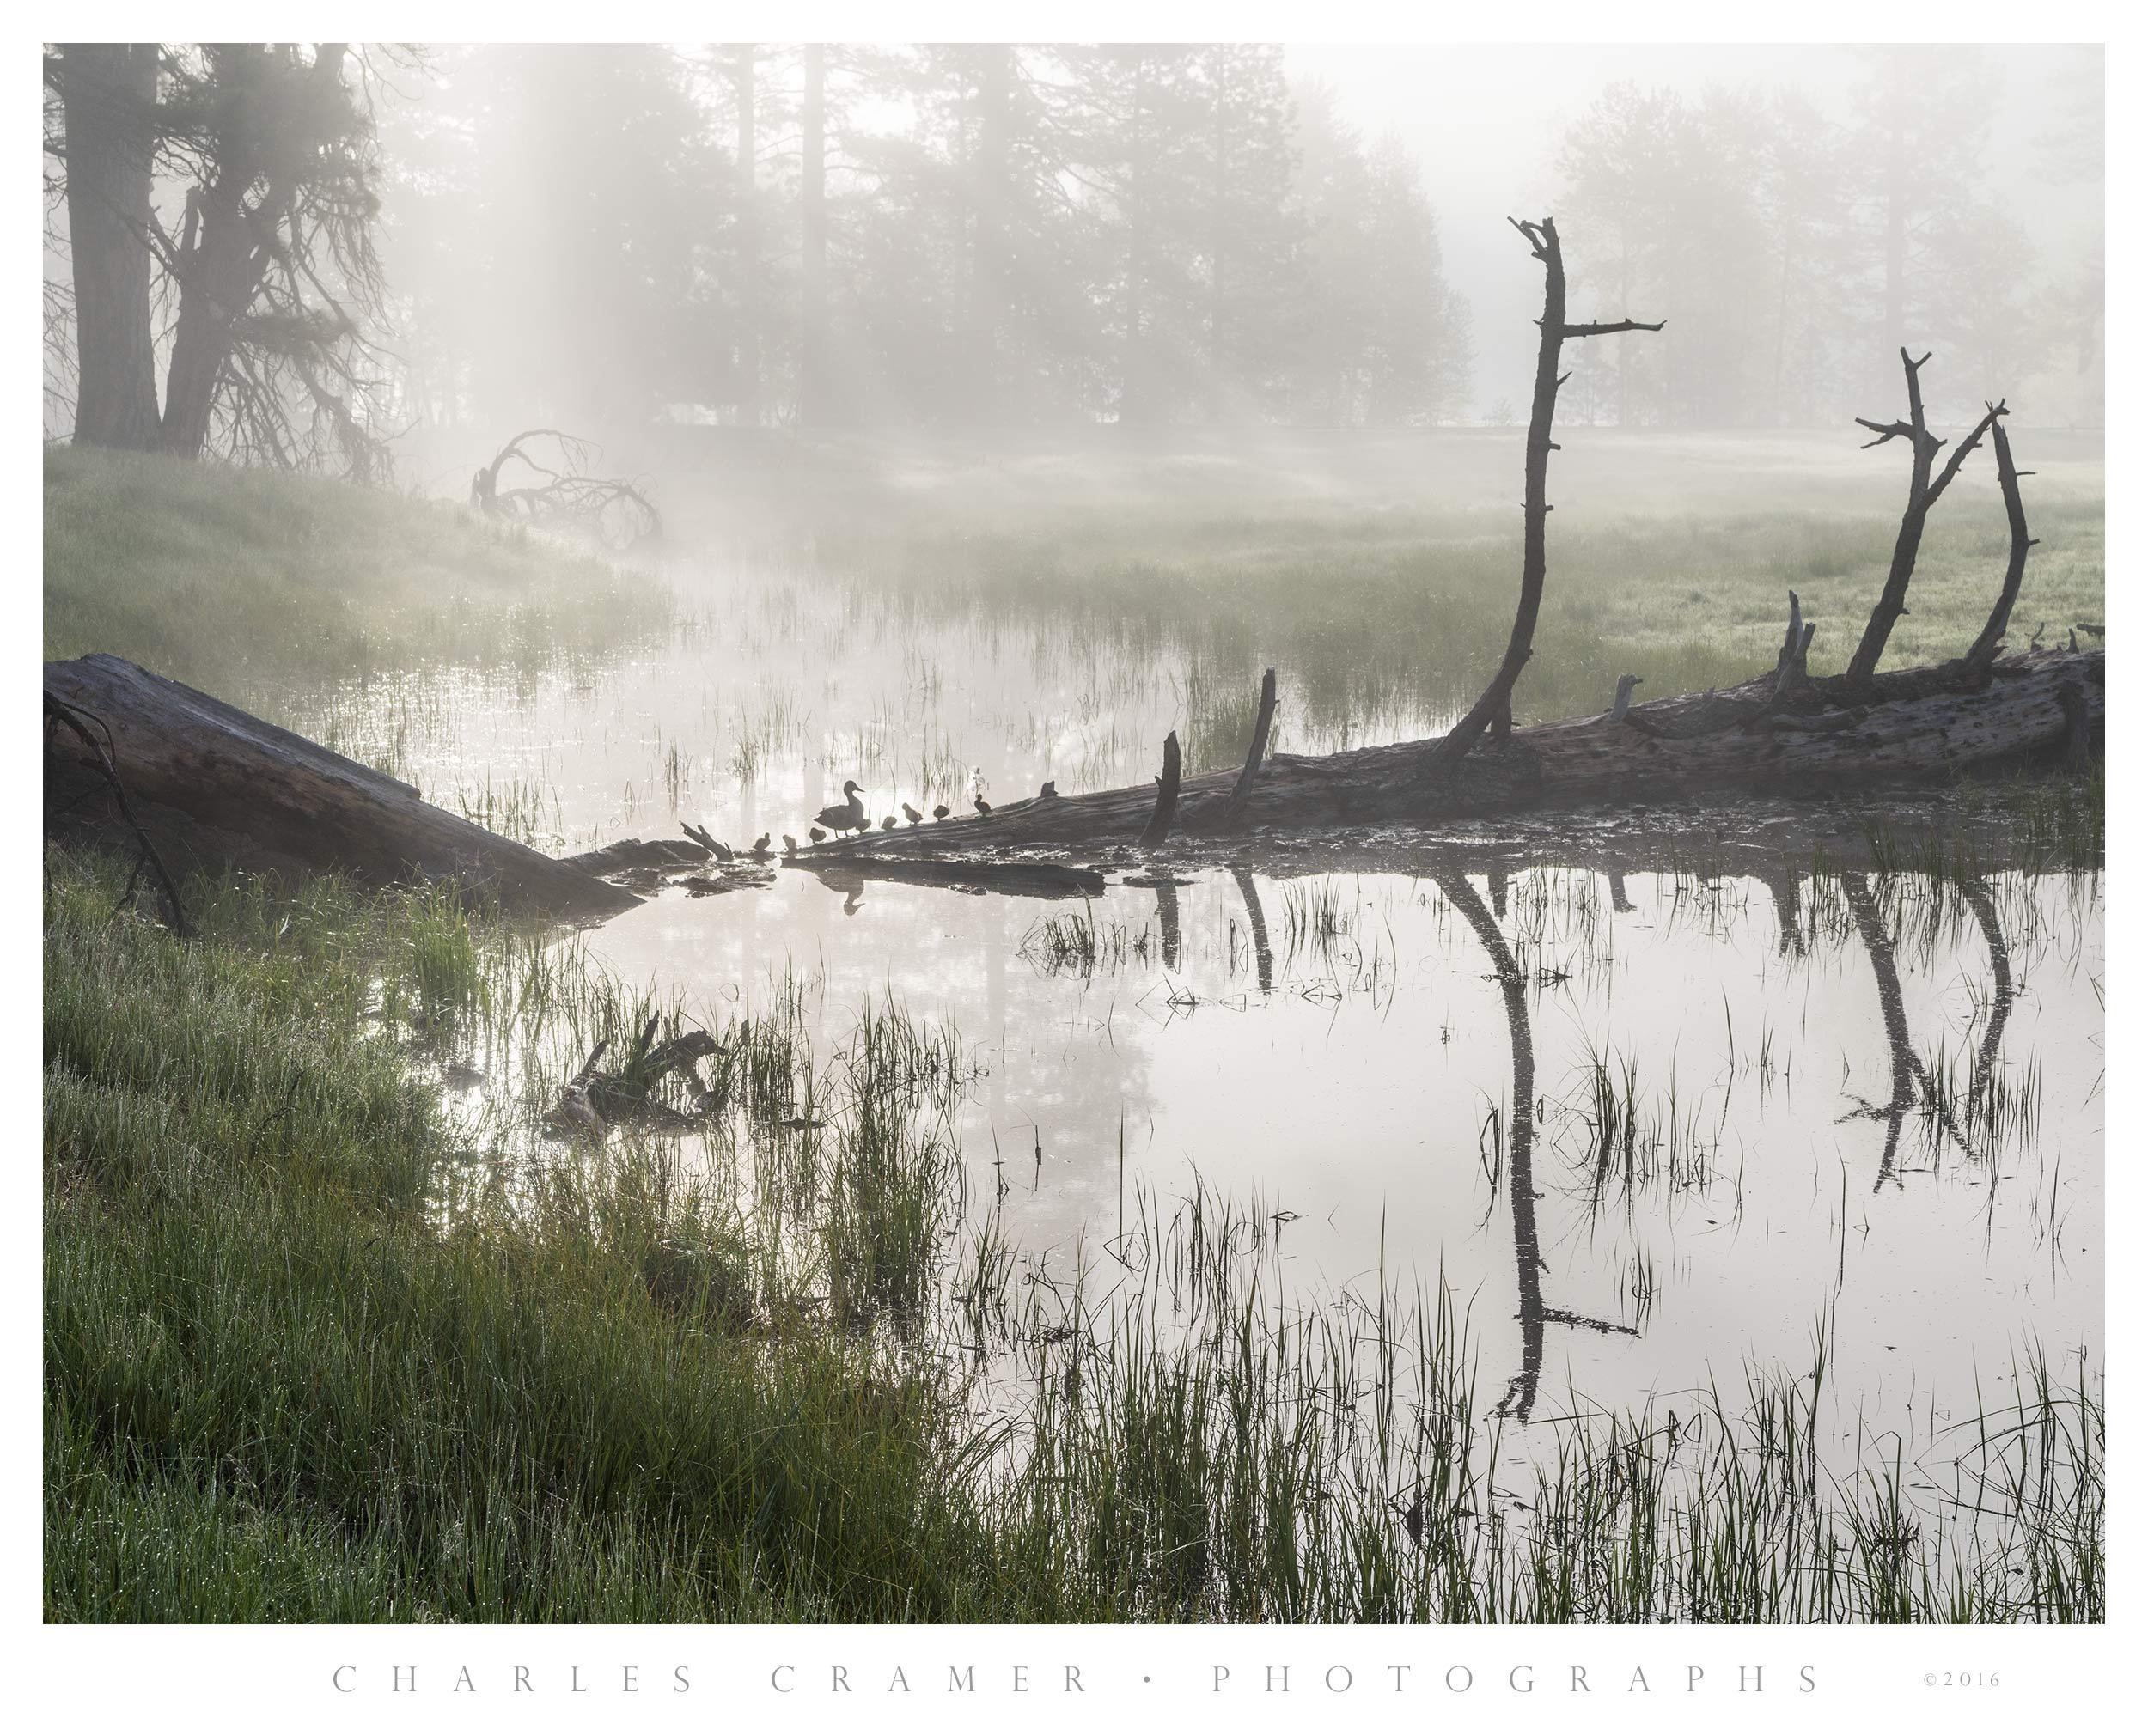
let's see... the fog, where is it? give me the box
[42,42,2102,483]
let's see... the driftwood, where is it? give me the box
[559,1016,722,1130]
[45,654,638,919]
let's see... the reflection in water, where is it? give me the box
[1153,878,1182,972]
[1960,876,2017,1106]
[473,845,2096,1463]
[1433,869,1638,1424]
[1765,865,1804,958]
[1230,865,1273,992]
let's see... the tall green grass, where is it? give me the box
[44,849,2100,1622]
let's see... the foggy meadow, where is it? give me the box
[41,41,2102,1623]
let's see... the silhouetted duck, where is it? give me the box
[902,801,923,825]
[974,795,992,816]
[932,803,950,821]
[815,781,868,835]
[809,825,827,844]
[751,832,772,856]
[881,815,899,831]
[1040,780,1058,798]
[782,833,798,856]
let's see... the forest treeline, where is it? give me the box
[44,43,2102,473]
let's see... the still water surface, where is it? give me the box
[294,561,2103,1471]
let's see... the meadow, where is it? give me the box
[42,429,2104,1622]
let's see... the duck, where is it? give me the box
[974,795,992,816]
[809,825,827,844]
[932,803,950,821]
[1040,780,1058,799]
[781,833,798,856]
[751,832,772,856]
[902,801,924,825]
[881,815,899,831]
[815,780,868,835]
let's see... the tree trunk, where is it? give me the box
[45,655,637,917]
[158,176,254,459]
[800,44,827,428]
[58,44,162,452]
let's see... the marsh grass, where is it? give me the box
[817,488,2104,743]
[43,848,2100,1621]
[42,445,674,714]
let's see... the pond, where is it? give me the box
[292,551,2103,1501]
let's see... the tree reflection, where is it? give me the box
[1433,868,1638,1422]
[1230,864,1273,991]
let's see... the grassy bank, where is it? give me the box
[42,445,674,711]
[45,849,2102,1621]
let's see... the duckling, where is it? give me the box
[751,832,772,856]
[809,825,827,844]
[881,814,899,831]
[974,795,992,816]
[782,833,799,856]
[902,801,924,825]
[815,781,868,835]
[932,803,950,821]
[1040,779,1058,799]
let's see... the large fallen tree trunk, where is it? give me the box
[809,646,2102,854]
[44,653,638,918]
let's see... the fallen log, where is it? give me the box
[562,837,711,876]
[44,653,638,919]
[811,647,2102,852]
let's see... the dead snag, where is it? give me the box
[1223,668,1278,831]
[472,428,661,550]
[1965,406,2038,668]
[1770,590,1817,704]
[1139,729,1181,846]
[1425,217,1662,776]
[1843,356,2003,685]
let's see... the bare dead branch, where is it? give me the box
[473,429,661,550]
[1966,405,2034,667]
[1425,216,1660,775]
[44,691,188,936]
